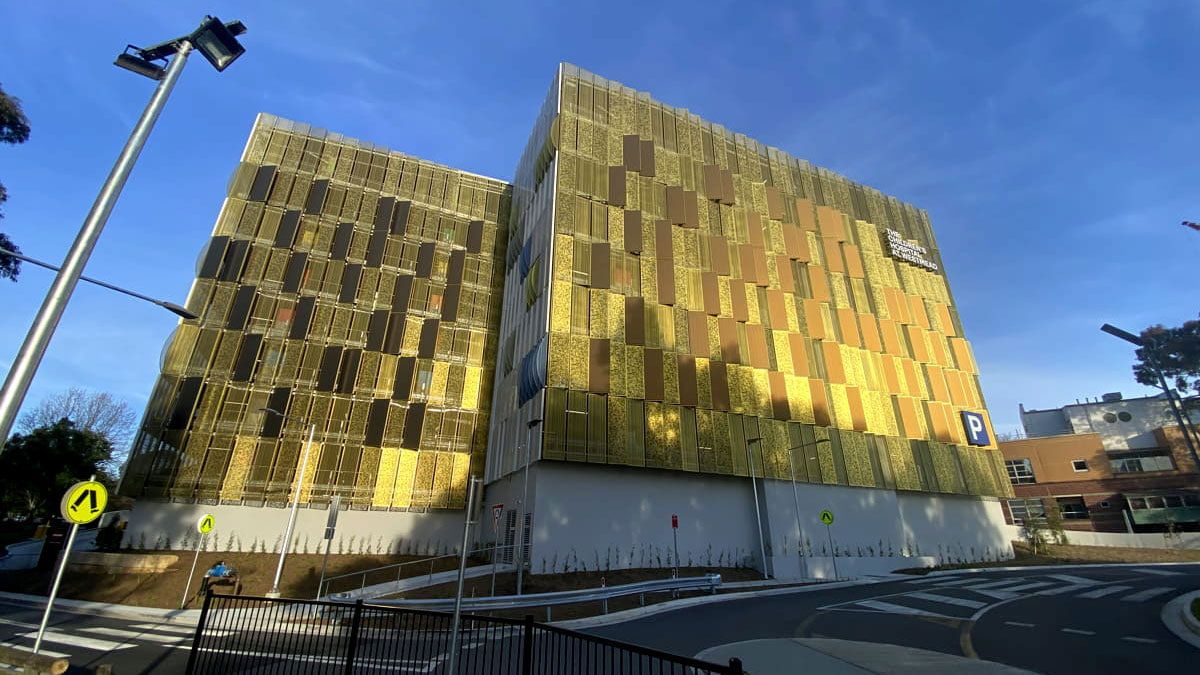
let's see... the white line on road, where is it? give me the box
[1003,621,1035,628]
[190,646,441,672]
[928,578,982,587]
[970,589,1020,600]
[14,630,133,652]
[0,640,70,658]
[993,581,1054,593]
[1037,584,1098,596]
[1121,636,1158,644]
[128,623,203,636]
[82,626,190,644]
[905,591,987,609]
[908,575,968,585]
[1046,574,1101,585]
[1077,585,1132,599]
[854,599,956,619]
[1133,568,1184,576]
[962,579,1031,590]
[1060,628,1095,636]
[1121,587,1174,602]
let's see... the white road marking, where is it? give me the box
[0,617,37,629]
[971,589,1020,600]
[1046,574,1100,585]
[1037,584,1098,596]
[81,626,190,644]
[1061,628,1095,636]
[1121,636,1158,644]
[994,581,1054,593]
[1077,585,1132,599]
[928,578,982,587]
[1133,568,1184,576]
[905,591,987,609]
[854,599,956,619]
[908,576,968,585]
[128,623,203,636]
[14,630,133,652]
[1121,587,1174,602]
[1004,621,1035,628]
[0,640,71,658]
[189,646,440,672]
[962,579,1030,590]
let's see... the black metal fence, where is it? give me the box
[185,592,743,674]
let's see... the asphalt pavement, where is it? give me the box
[1,562,1196,673]
[589,563,1200,674]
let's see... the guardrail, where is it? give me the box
[359,573,723,621]
[318,544,517,597]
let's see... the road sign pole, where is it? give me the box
[180,532,207,609]
[825,524,838,580]
[33,521,79,654]
[671,514,679,578]
[447,477,480,675]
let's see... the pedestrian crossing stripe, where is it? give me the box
[1120,587,1173,602]
[1077,585,1131,599]
[1133,568,1184,576]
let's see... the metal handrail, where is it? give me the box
[318,544,517,597]
[360,573,723,617]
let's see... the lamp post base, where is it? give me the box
[264,590,282,599]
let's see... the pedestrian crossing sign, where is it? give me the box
[60,480,108,525]
[197,513,216,534]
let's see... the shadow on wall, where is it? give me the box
[122,501,465,556]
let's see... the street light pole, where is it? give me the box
[0,16,246,451]
[784,438,831,579]
[0,247,197,320]
[515,418,542,595]
[1101,324,1200,472]
[0,44,193,449]
[267,418,317,598]
[745,438,770,579]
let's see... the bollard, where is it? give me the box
[601,577,608,614]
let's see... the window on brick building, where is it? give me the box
[1005,459,1036,485]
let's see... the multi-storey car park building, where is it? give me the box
[120,64,1014,578]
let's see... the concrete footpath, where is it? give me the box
[697,638,1037,674]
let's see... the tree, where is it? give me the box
[18,388,138,452]
[0,82,31,282]
[1133,316,1200,398]
[0,420,112,520]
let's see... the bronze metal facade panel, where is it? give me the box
[589,338,610,394]
[625,296,646,345]
[121,115,511,508]
[643,348,664,401]
[678,354,698,407]
[590,242,611,289]
[608,166,627,207]
[623,134,642,172]
[624,210,643,253]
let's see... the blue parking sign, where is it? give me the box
[961,411,990,446]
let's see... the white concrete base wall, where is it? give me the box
[526,463,760,574]
[1004,524,1200,550]
[123,501,465,556]
[761,481,1014,580]
[514,463,1013,579]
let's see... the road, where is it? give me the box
[2,563,1195,673]
[590,563,1200,674]
[0,601,194,673]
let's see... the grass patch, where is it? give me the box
[896,541,1200,575]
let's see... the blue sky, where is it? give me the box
[1,1,1197,441]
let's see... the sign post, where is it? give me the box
[180,513,216,609]
[818,509,838,580]
[34,478,107,654]
[671,514,679,578]
[490,503,503,596]
[316,496,340,598]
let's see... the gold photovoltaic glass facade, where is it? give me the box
[120,114,511,510]
[525,65,1012,499]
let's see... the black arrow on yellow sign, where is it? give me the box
[201,516,214,531]
[71,489,98,514]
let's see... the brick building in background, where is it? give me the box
[999,392,1200,533]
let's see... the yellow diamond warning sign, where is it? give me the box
[61,481,108,525]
